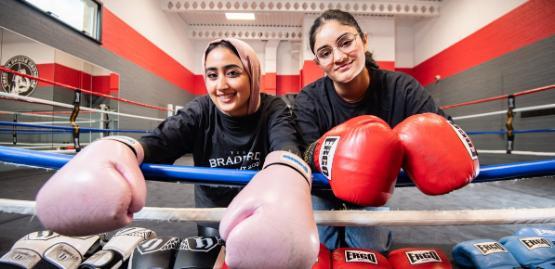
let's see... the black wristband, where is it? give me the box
[263,162,311,187]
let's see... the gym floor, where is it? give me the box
[0,166,554,266]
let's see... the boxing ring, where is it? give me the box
[0,66,554,227]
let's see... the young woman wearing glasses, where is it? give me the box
[294,9,448,251]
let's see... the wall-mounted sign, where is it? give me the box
[1,55,39,96]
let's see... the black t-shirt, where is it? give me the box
[294,67,447,203]
[294,67,447,148]
[140,93,300,207]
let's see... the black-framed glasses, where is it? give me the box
[315,33,359,65]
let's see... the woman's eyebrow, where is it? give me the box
[205,64,242,72]
[316,32,352,52]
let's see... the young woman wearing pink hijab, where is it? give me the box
[36,38,319,268]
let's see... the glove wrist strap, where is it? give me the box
[100,136,144,164]
[303,141,318,172]
[263,151,312,187]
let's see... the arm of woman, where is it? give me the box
[403,75,450,119]
[139,98,202,163]
[293,90,325,149]
[267,96,303,155]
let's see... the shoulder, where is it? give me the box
[301,76,327,95]
[377,69,421,88]
[296,76,328,104]
[174,95,213,123]
[180,95,211,112]
[260,93,288,114]
[377,69,416,82]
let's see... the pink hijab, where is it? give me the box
[203,38,261,115]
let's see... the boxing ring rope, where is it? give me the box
[0,110,69,120]
[0,121,150,134]
[441,84,555,156]
[0,197,553,226]
[0,66,171,112]
[0,92,164,122]
[477,150,555,157]
[440,84,555,110]
[452,103,555,121]
[1,69,554,225]
[1,146,554,188]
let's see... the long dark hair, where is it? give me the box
[309,9,379,69]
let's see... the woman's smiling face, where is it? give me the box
[313,20,368,83]
[204,46,251,117]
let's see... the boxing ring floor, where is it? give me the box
[1,161,554,266]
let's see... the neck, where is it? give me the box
[333,67,371,103]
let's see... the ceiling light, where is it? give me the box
[225,13,255,20]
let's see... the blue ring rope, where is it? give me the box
[3,121,553,136]
[1,145,554,188]
[0,121,150,134]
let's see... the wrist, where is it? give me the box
[264,151,312,187]
[100,136,144,164]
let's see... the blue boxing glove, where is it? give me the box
[452,239,521,269]
[500,236,555,269]
[516,226,555,244]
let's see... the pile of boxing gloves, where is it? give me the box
[452,226,555,269]
[0,227,229,269]
[2,225,554,268]
[312,226,555,268]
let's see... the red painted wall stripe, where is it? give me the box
[277,75,300,95]
[102,8,195,94]
[193,75,206,95]
[411,0,555,86]
[377,61,395,71]
[36,63,116,94]
[262,73,277,95]
[301,60,324,87]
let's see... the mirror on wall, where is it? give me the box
[0,26,119,153]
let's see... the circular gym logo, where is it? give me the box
[1,55,39,96]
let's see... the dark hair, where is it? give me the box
[309,9,379,69]
[205,40,241,60]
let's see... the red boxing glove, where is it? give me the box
[305,115,403,206]
[394,113,479,195]
[332,248,391,268]
[388,248,452,268]
[312,244,331,269]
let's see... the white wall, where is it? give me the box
[104,0,527,73]
[358,16,395,62]
[277,41,301,75]
[103,0,194,70]
[413,0,526,65]
[395,18,415,68]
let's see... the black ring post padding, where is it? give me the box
[70,89,81,152]
[506,95,515,154]
[12,114,17,145]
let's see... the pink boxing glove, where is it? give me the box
[219,150,319,269]
[36,136,146,236]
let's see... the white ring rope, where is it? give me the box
[0,199,553,226]
[39,149,78,154]
[478,149,555,156]
[452,103,555,121]
[0,92,164,122]
[0,142,88,147]
[0,110,72,120]
[17,120,97,124]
